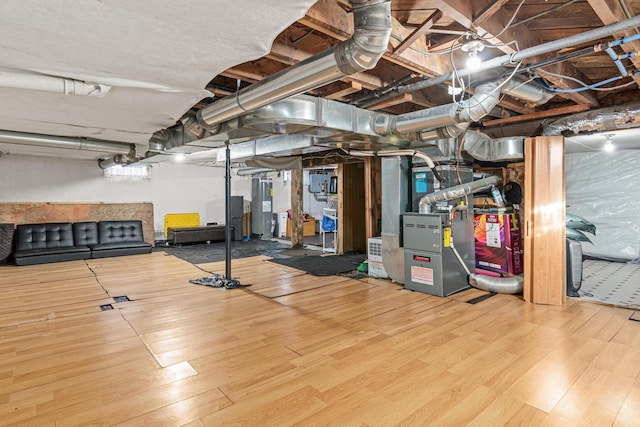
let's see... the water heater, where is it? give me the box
[251,176,273,239]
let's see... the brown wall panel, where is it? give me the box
[338,163,366,253]
[0,202,155,245]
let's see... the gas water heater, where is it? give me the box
[251,176,273,239]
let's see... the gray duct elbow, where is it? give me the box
[469,273,524,294]
[335,1,392,74]
[458,81,501,123]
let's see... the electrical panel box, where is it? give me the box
[309,172,332,193]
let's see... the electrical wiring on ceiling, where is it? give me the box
[536,68,640,93]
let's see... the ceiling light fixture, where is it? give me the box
[461,36,485,70]
[603,133,615,152]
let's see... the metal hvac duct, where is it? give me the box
[0,129,134,155]
[418,175,501,213]
[196,0,391,129]
[374,81,502,136]
[543,100,640,136]
[463,130,525,162]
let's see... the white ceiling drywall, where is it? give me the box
[0,0,317,157]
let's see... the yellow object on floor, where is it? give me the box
[164,213,200,237]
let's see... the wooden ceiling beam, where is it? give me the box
[432,0,600,107]
[394,10,443,55]
[325,81,363,100]
[367,93,413,110]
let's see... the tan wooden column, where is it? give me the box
[523,136,566,305]
[364,156,381,238]
[290,165,304,248]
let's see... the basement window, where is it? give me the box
[103,164,151,181]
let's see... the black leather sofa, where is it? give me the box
[13,220,152,266]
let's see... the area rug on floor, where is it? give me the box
[576,259,640,310]
[268,253,365,276]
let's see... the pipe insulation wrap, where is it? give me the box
[0,70,110,97]
[418,175,501,213]
[0,130,134,154]
[543,100,640,135]
[196,0,391,128]
[469,273,524,294]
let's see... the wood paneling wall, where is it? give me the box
[338,163,366,253]
[364,156,382,239]
[523,136,566,305]
[0,202,154,245]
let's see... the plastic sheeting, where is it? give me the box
[565,150,640,261]
[0,0,317,146]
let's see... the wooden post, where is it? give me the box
[290,165,304,248]
[364,156,381,238]
[523,136,566,305]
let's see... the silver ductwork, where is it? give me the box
[501,76,554,106]
[469,273,524,294]
[543,100,640,136]
[464,131,525,162]
[374,81,502,137]
[0,129,134,155]
[196,0,391,129]
[419,175,501,213]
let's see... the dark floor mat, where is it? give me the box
[156,239,290,264]
[268,253,365,276]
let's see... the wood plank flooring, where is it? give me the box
[1,252,640,425]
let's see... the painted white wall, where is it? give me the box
[0,154,259,238]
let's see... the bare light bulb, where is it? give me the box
[466,52,482,70]
[604,140,615,152]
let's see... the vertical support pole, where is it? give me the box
[524,136,566,305]
[225,143,232,279]
[290,164,304,248]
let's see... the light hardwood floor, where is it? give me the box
[1,252,640,426]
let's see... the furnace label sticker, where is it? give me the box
[411,266,434,286]
[486,221,501,248]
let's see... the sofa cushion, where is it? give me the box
[91,241,152,251]
[14,245,91,266]
[90,241,152,258]
[98,220,145,244]
[15,223,75,251]
[73,222,99,246]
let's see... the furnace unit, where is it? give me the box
[403,165,475,297]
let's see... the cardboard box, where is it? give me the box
[474,213,523,275]
[286,218,316,237]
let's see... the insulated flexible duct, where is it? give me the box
[543,100,640,135]
[469,273,524,294]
